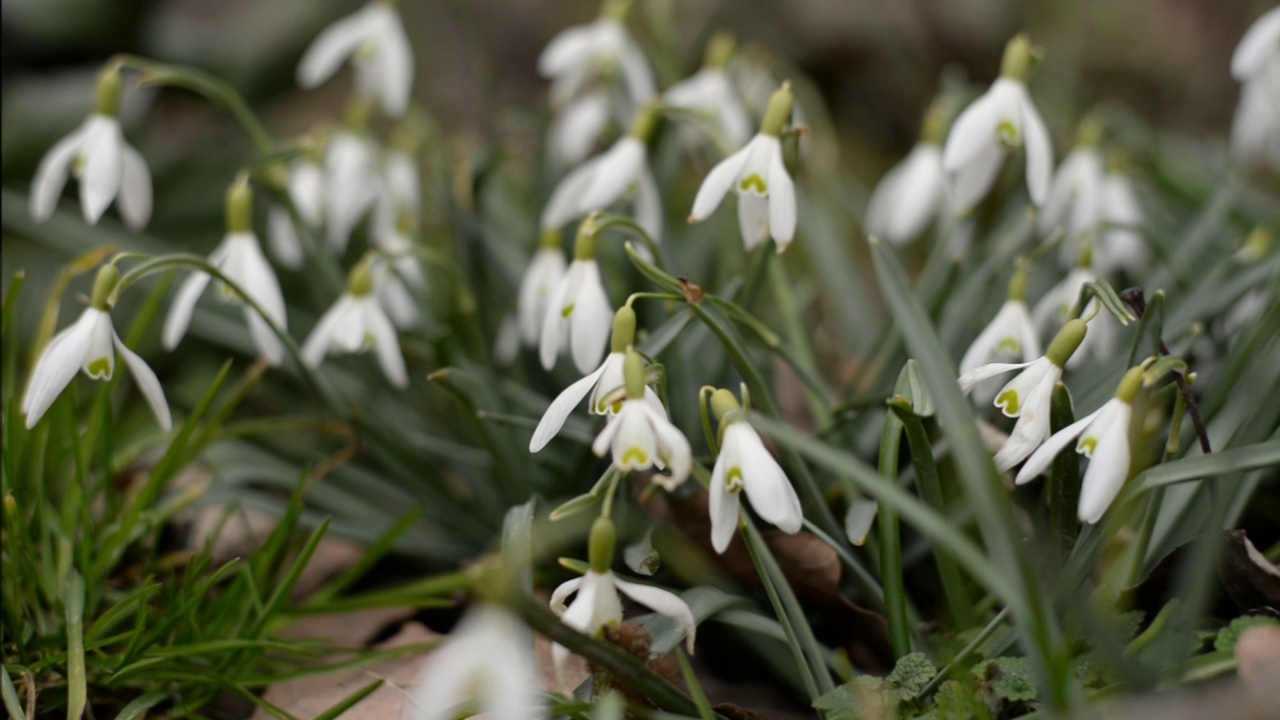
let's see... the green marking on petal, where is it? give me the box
[1078,436,1098,457]
[87,357,112,379]
[621,447,649,466]
[998,119,1022,147]
[561,303,576,318]
[726,467,744,493]
[996,337,1022,355]
[361,332,376,352]
[739,174,767,194]
[610,400,622,413]
[996,389,1021,415]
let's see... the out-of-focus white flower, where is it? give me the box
[30,67,151,229]
[266,204,305,270]
[302,256,407,388]
[664,34,751,149]
[1095,170,1149,274]
[529,307,664,451]
[943,35,1052,211]
[1231,7,1280,171]
[22,265,170,431]
[539,230,612,373]
[959,267,1039,405]
[959,319,1087,472]
[374,146,422,235]
[402,603,542,720]
[518,231,568,347]
[265,157,325,270]
[867,143,947,245]
[324,129,382,253]
[689,83,797,253]
[296,1,413,117]
[163,179,287,365]
[1038,142,1104,242]
[370,214,424,329]
[542,105,662,242]
[707,389,802,554]
[591,350,690,490]
[1031,265,1115,367]
[548,90,612,167]
[550,516,695,686]
[1015,364,1145,523]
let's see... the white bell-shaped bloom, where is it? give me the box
[866,142,947,245]
[690,130,796,252]
[943,36,1052,211]
[324,131,382,253]
[23,303,170,432]
[1031,267,1115,367]
[539,8,655,107]
[529,352,665,452]
[373,148,422,235]
[664,66,752,148]
[1038,145,1104,242]
[1095,172,1148,275]
[958,298,1040,391]
[1231,8,1280,171]
[266,204,305,270]
[266,158,326,270]
[550,569,695,683]
[542,133,661,242]
[371,223,424,330]
[709,421,803,553]
[301,269,407,389]
[1015,365,1144,523]
[296,1,413,117]
[592,397,691,490]
[518,243,568,347]
[30,114,151,230]
[402,603,541,720]
[163,232,288,366]
[539,258,612,374]
[548,90,612,167]
[959,319,1087,472]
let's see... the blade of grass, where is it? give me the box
[877,410,911,658]
[64,572,86,720]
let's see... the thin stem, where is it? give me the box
[1120,288,1210,454]
[877,411,911,658]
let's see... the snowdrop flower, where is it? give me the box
[375,147,422,230]
[1231,7,1280,171]
[1094,166,1149,275]
[30,65,151,229]
[959,265,1039,402]
[296,0,413,118]
[943,35,1052,211]
[518,229,568,347]
[1038,119,1105,247]
[550,517,696,684]
[369,211,425,329]
[163,177,288,365]
[265,153,327,269]
[664,33,752,149]
[591,350,691,490]
[690,82,797,253]
[403,603,542,720]
[529,306,665,451]
[542,104,662,242]
[22,265,170,431]
[539,226,612,373]
[1031,259,1115,367]
[324,123,382,253]
[548,90,612,168]
[707,388,802,553]
[959,319,1087,471]
[866,142,945,246]
[1015,363,1146,523]
[302,254,407,388]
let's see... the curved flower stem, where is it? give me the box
[111,54,274,155]
[583,211,667,271]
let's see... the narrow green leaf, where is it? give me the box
[1,664,25,720]
[1126,440,1280,496]
[64,572,86,720]
[313,680,384,720]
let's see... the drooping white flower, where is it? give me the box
[539,232,612,373]
[402,603,542,720]
[866,142,947,246]
[548,90,612,167]
[689,83,797,252]
[30,67,151,229]
[1038,144,1104,242]
[542,106,662,242]
[518,234,568,347]
[324,130,382,253]
[266,157,326,270]
[943,35,1052,211]
[370,218,424,330]
[1015,364,1144,523]
[1095,171,1149,275]
[664,36,751,149]
[22,266,170,431]
[1031,266,1115,367]
[162,179,287,366]
[959,319,1087,472]
[1231,8,1280,171]
[707,389,802,554]
[959,267,1040,403]
[373,147,422,236]
[302,257,407,388]
[530,307,664,451]
[590,350,690,490]
[296,1,413,117]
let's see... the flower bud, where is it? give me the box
[760,82,794,138]
[710,388,741,422]
[1045,318,1087,367]
[999,34,1040,82]
[610,306,636,353]
[226,175,254,233]
[95,64,123,117]
[624,347,646,400]
[90,264,121,311]
[588,516,617,573]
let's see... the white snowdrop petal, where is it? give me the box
[79,116,124,224]
[1231,8,1280,80]
[708,452,740,554]
[117,143,152,230]
[113,333,172,431]
[766,140,796,250]
[21,310,97,428]
[1078,405,1132,523]
[267,205,306,270]
[731,425,803,533]
[297,7,373,88]
[949,140,1005,213]
[530,362,607,452]
[580,138,644,213]
[538,23,600,77]
[614,578,697,652]
[690,143,752,222]
[542,162,598,230]
[1018,92,1054,206]
[943,88,1005,171]
[885,145,944,243]
[373,6,413,116]
[568,263,611,374]
[957,361,1035,395]
[366,299,407,388]
[737,192,770,250]
[634,167,663,242]
[30,127,85,223]
[1015,406,1104,485]
[162,271,212,351]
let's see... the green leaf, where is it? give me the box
[972,657,1037,703]
[887,652,938,701]
[1214,615,1280,653]
[1126,440,1280,496]
[934,679,987,720]
[64,572,86,720]
[813,676,891,720]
